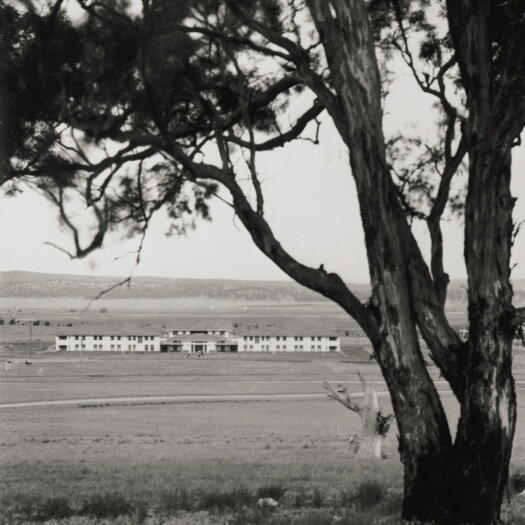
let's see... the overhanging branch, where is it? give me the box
[169,146,381,344]
[227,101,324,151]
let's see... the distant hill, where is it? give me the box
[0,271,369,302]
[0,271,524,304]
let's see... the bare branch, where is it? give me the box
[227,101,324,151]
[174,24,291,61]
[82,229,148,312]
[427,134,468,306]
[42,187,109,259]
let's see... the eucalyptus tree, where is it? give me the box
[2,1,525,523]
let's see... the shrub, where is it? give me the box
[158,488,194,513]
[353,480,385,509]
[35,496,74,521]
[293,492,309,508]
[200,488,253,511]
[79,493,135,519]
[312,488,324,509]
[511,471,525,495]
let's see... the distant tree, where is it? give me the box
[33,320,40,326]
[0,319,4,325]
[8,319,15,326]
[2,1,525,523]
[44,321,50,326]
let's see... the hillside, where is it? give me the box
[0,271,524,304]
[0,271,370,302]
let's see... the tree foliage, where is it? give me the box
[2,1,525,523]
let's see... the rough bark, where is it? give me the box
[306,2,457,520]
[444,3,519,522]
[450,146,517,524]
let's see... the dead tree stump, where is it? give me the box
[323,372,394,459]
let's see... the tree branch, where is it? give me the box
[322,379,361,413]
[169,146,381,344]
[227,101,324,151]
[427,134,468,306]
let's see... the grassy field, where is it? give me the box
[1,302,524,523]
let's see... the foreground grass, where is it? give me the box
[2,478,525,525]
[0,480,401,524]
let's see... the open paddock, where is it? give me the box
[1,350,525,523]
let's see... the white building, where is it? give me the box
[161,333,238,353]
[55,329,160,352]
[237,333,340,352]
[55,326,341,353]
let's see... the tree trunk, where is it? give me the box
[450,145,517,524]
[307,2,518,522]
[306,2,458,520]
[355,388,383,459]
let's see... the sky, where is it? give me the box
[1,9,525,283]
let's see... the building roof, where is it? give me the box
[56,325,161,337]
[161,334,237,343]
[169,329,231,333]
[235,328,339,337]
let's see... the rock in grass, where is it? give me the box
[257,497,278,508]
